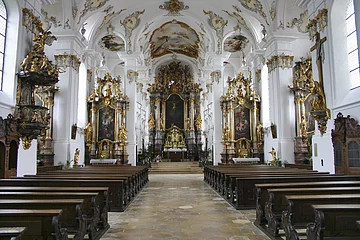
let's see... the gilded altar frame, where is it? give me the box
[86,73,129,163]
[220,72,262,163]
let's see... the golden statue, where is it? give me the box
[31,111,42,123]
[118,127,128,142]
[300,115,307,137]
[186,118,191,129]
[269,147,277,165]
[222,124,230,141]
[310,81,327,111]
[160,118,165,130]
[195,114,202,130]
[165,128,185,148]
[256,123,263,141]
[148,113,155,130]
[73,148,80,165]
[84,122,93,142]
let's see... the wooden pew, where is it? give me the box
[282,194,360,240]
[264,187,360,236]
[0,191,104,239]
[21,174,135,204]
[307,204,360,240]
[0,199,85,240]
[223,171,329,200]
[254,181,360,226]
[233,175,360,210]
[0,227,26,240]
[0,186,109,229]
[0,179,126,212]
[0,209,66,240]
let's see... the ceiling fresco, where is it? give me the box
[224,34,249,52]
[150,20,200,59]
[99,34,125,52]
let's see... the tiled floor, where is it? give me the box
[101,174,270,240]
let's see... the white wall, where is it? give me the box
[17,139,37,177]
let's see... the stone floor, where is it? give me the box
[101,174,270,240]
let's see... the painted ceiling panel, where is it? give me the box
[150,20,200,59]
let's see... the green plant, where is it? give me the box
[58,159,73,169]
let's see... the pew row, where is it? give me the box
[0,209,66,240]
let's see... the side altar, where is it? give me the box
[85,73,129,165]
[220,73,263,164]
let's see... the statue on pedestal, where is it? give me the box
[73,148,80,165]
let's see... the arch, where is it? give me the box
[0,141,4,178]
[8,140,17,170]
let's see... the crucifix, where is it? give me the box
[310,32,327,89]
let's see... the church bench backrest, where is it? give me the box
[233,175,360,209]
[0,199,85,239]
[0,179,125,212]
[0,227,27,240]
[0,209,65,240]
[254,181,360,226]
[307,204,360,240]
[282,194,360,240]
[264,192,360,237]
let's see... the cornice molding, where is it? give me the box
[40,0,57,5]
[295,0,312,8]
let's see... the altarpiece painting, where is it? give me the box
[98,106,115,141]
[234,105,250,140]
[166,94,184,129]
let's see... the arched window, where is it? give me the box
[0,0,7,90]
[346,0,360,89]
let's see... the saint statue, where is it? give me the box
[256,123,263,141]
[84,122,93,142]
[269,147,277,165]
[300,115,307,137]
[118,127,128,142]
[73,148,80,165]
[195,115,202,130]
[222,124,230,141]
[148,113,155,130]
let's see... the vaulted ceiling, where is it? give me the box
[43,0,309,72]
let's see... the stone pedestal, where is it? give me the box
[294,136,309,164]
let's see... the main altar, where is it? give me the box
[148,61,202,161]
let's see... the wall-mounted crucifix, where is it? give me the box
[310,32,327,90]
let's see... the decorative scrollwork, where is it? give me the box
[148,61,202,94]
[159,0,189,16]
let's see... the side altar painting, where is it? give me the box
[234,105,250,140]
[98,107,115,141]
[85,73,129,164]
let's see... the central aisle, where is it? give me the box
[101,174,269,240]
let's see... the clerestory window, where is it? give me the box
[346,0,360,89]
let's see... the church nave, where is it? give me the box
[102,174,269,240]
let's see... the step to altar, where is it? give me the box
[149,162,203,174]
